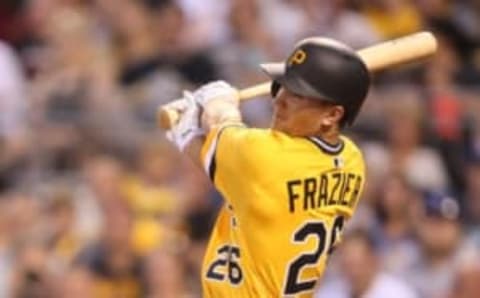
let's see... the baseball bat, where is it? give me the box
[159,31,437,129]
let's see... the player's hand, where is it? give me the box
[193,81,242,130]
[165,91,204,151]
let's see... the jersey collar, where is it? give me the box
[306,136,344,155]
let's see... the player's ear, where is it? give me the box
[320,105,344,126]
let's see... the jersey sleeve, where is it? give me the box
[200,124,270,185]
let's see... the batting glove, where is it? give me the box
[165,91,204,151]
[193,81,242,129]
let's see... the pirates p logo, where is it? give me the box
[288,49,307,66]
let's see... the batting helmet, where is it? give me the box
[260,37,370,126]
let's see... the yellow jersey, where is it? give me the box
[200,125,365,298]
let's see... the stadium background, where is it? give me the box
[0,0,480,297]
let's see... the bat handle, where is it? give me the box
[157,82,272,129]
[158,107,182,129]
[238,82,271,99]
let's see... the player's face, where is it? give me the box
[271,87,344,137]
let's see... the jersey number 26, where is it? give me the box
[284,216,344,295]
[206,244,243,285]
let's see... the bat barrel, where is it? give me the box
[357,31,437,72]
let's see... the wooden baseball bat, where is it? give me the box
[159,31,437,129]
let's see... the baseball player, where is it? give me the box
[165,37,370,297]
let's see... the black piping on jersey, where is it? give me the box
[206,124,246,182]
[208,152,217,181]
[306,136,344,155]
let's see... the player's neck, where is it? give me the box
[314,126,340,145]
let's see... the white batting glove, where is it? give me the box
[192,81,242,130]
[165,91,204,151]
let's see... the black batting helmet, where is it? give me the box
[260,37,370,126]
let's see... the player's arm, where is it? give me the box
[183,136,205,170]
[165,81,244,171]
[194,81,251,180]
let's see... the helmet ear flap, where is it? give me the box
[271,81,281,98]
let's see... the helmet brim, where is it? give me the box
[260,63,285,78]
[260,62,335,103]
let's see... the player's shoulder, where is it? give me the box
[220,126,289,147]
[339,135,363,156]
[233,129,364,157]
[206,126,280,166]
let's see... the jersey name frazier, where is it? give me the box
[286,171,362,213]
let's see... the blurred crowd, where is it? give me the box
[1,0,480,297]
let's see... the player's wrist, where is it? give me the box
[201,99,243,131]
[192,81,242,131]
